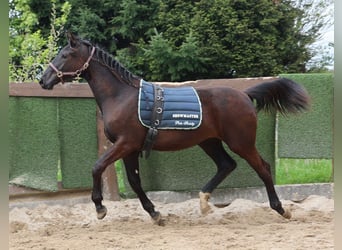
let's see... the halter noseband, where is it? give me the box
[49,46,96,83]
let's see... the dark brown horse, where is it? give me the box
[39,32,310,225]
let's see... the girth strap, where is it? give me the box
[141,84,164,158]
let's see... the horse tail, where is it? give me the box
[244,78,310,115]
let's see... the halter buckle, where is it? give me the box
[82,62,89,70]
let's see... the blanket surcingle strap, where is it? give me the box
[138,79,202,158]
[141,84,164,158]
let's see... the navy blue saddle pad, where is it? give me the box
[138,80,202,130]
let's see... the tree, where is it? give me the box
[296,0,334,72]
[114,0,332,80]
[111,0,160,43]
[25,0,124,51]
[189,0,286,77]
[10,0,333,82]
[306,42,334,72]
[9,0,71,82]
[127,29,208,81]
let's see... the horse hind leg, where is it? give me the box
[235,146,291,219]
[199,138,237,215]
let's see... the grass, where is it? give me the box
[57,159,62,182]
[275,158,333,185]
[114,160,126,193]
[57,168,62,182]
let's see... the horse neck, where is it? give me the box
[83,60,140,110]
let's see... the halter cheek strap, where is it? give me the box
[49,46,96,83]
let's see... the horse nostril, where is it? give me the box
[39,79,48,89]
[39,79,44,86]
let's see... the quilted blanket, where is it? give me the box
[138,80,202,130]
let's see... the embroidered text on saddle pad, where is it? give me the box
[138,80,202,130]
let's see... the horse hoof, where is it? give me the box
[152,211,165,226]
[200,204,212,215]
[282,209,291,219]
[96,206,107,220]
[199,191,212,215]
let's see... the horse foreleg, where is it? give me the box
[199,139,237,215]
[91,143,125,220]
[123,152,164,226]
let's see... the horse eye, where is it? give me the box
[62,53,68,59]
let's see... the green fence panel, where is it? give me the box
[278,74,333,159]
[9,97,59,191]
[58,98,98,189]
[124,113,275,194]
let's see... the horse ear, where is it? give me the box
[66,31,79,48]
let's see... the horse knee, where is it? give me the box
[92,159,108,176]
[92,164,103,179]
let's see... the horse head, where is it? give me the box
[39,32,94,89]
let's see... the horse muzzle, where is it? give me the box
[39,78,54,90]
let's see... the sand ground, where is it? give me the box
[9,195,334,250]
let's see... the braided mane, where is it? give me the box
[81,39,140,87]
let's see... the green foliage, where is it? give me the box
[10,0,332,82]
[112,0,160,41]
[9,0,71,82]
[190,0,285,77]
[113,0,331,80]
[139,30,207,81]
[307,43,334,73]
[63,0,123,52]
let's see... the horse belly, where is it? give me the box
[152,123,217,151]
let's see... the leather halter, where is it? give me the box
[48,46,96,83]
